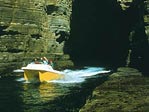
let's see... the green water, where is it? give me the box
[0,67,108,112]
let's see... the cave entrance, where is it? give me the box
[64,0,129,67]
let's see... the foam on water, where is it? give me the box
[13,69,24,73]
[49,67,110,83]
[16,67,110,84]
[16,77,25,82]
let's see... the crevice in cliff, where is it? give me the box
[0,26,8,36]
[7,48,23,53]
[0,26,8,30]
[0,30,21,36]
[44,5,58,15]
[31,34,42,40]
[0,26,21,36]
[56,31,69,43]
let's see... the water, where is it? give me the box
[0,67,110,112]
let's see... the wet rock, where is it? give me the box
[79,67,149,112]
[110,67,142,77]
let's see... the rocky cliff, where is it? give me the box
[79,0,149,111]
[123,0,149,75]
[0,0,73,75]
[0,0,148,76]
[79,67,149,112]
[65,0,149,75]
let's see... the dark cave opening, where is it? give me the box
[64,0,130,67]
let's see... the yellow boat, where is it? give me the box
[22,64,63,83]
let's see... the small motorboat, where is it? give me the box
[22,64,63,83]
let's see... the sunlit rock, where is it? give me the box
[0,0,72,75]
[117,0,133,10]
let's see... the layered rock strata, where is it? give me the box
[0,0,73,75]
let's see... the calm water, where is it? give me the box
[0,67,109,112]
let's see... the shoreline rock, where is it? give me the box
[79,67,149,112]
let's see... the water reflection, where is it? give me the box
[39,83,58,100]
[0,67,110,112]
[21,82,76,112]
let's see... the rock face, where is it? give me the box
[117,0,149,74]
[65,0,149,75]
[0,0,73,75]
[79,67,149,112]
[79,1,149,111]
[144,0,149,40]
[0,0,148,75]
[119,0,149,75]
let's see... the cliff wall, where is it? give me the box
[0,0,148,75]
[123,0,149,74]
[0,0,73,75]
[65,0,149,74]
[80,1,149,111]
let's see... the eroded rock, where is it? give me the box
[0,0,72,75]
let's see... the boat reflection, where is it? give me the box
[38,83,63,100]
[14,66,110,112]
[21,82,71,105]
